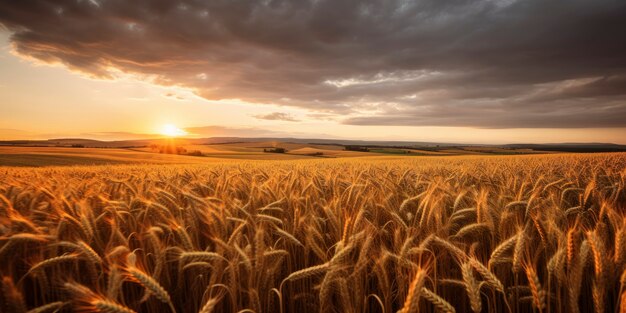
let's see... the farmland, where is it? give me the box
[0,139,565,167]
[0,153,625,312]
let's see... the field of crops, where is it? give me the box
[0,153,625,313]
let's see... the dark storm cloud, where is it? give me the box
[1,0,625,128]
[184,125,327,138]
[253,112,300,122]
[343,98,626,128]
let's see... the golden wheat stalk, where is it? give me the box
[25,301,65,313]
[524,265,546,311]
[461,262,482,313]
[283,262,330,282]
[399,268,427,313]
[421,287,456,313]
[127,267,176,313]
[64,282,137,313]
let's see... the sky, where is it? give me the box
[0,0,625,144]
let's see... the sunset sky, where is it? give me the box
[1,0,625,144]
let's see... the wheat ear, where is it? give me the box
[127,267,176,313]
[461,262,482,313]
[421,287,456,313]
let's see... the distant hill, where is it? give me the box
[1,137,625,153]
[0,137,461,148]
[503,143,626,153]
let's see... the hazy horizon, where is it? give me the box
[1,128,625,146]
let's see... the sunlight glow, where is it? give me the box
[160,124,187,137]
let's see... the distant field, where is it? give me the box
[0,142,554,167]
[0,153,624,313]
[0,143,404,167]
[0,146,221,167]
[133,142,373,160]
[177,142,376,158]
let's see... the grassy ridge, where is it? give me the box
[0,153,625,312]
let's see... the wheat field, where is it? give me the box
[0,154,625,313]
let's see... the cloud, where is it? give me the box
[184,125,287,137]
[164,92,185,101]
[184,125,329,138]
[343,99,626,129]
[306,113,339,121]
[253,112,300,122]
[1,0,625,128]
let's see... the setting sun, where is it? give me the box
[160,124,187,137]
